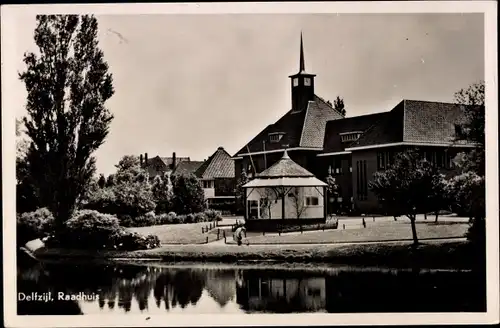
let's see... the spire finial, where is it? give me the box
[299,31,305,72]
[282,149,290,159]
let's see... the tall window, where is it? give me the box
[356,160,368,201]
[377,152,393,170]
[248,200,259,219]
[422,150,447,169]
[333,158,342,174]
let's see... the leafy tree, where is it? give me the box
[97,174,106,189]
[452,81,486,247]
[115,155,148,184]
[453,81,485,176]
[85,181,156,218]
[16,119,39,213]
[19,15,114,227]
[235,170,249,214]
[151,173,174,214]
[106,174,116,187]
[326,173,340,214]
[333,96,346,116]
[170,174,206,215]
[369,150,440,246]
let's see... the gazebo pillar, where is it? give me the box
[324,186,327,219]
[281,188,286,220]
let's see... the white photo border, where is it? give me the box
[2,1,498,327]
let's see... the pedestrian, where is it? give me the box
[362,217,366,228]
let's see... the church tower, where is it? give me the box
[289,33,316,113]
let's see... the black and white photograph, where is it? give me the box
[2,1,498,327]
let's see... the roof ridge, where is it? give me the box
[298,101,313,147]
[314,94,345,117]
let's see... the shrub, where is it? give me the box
[132,215,156,227]
[118,214,135,227]
[17,207,55,245]
[45,210,161,251]
[177,214,186,224]
[206,209,223,222]
[194,212,206,223]
[46,210,120,250]
[185,213,195,224]
[110,230,161,251]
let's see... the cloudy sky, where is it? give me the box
[7,12,484,175]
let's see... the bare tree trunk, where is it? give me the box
[408,214,419,246]
[434,211,439,223]
[424,213,427,220]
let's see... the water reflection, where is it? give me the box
[17,262,485,315]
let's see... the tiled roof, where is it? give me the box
[234,94,343,156]
[300,95,345,148]
[195,147,235,179]
[403,100,471,144]
[173,161,204,176]
[349,100,472,148]
[322,112,389,153]
[159,156,190,167]
[258,150,314,178]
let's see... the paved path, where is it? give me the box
[163,236,466,248]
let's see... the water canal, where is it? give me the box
[17,261,486,315]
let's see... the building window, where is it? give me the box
[293,78,299,87]
[305,196,319,206]
[203,180,214,189]
[304,77,311,86]
[454,124,464,139]
[423,150,447,168]
[377,152,393,170]
[340,132,362,143]
[333,158,342,174]
[248,200,259,219]
[357,160,368,201]
[445,150,454,169]
[269,133,284,143]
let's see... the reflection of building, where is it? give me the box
[236,271,326,312]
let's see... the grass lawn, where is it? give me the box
[234,221,469,245]
[128,221,222,244]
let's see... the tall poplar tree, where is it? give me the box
[19,15,114,226]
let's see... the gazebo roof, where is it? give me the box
[257,150,314,178]
[243,150,327,188]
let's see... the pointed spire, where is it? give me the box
[299,31,305,72]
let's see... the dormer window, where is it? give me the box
[304,77,311,86]
[293,78,299,87]
[269,132,285,143]
[340,131,363,143]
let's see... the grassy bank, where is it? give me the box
[234,221,468,245]
[33,240,482,270]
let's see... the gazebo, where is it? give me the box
[242,150,327,231]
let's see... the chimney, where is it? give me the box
[172,152,176,169]
[145,153,148,166]
[140,154,143,167]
